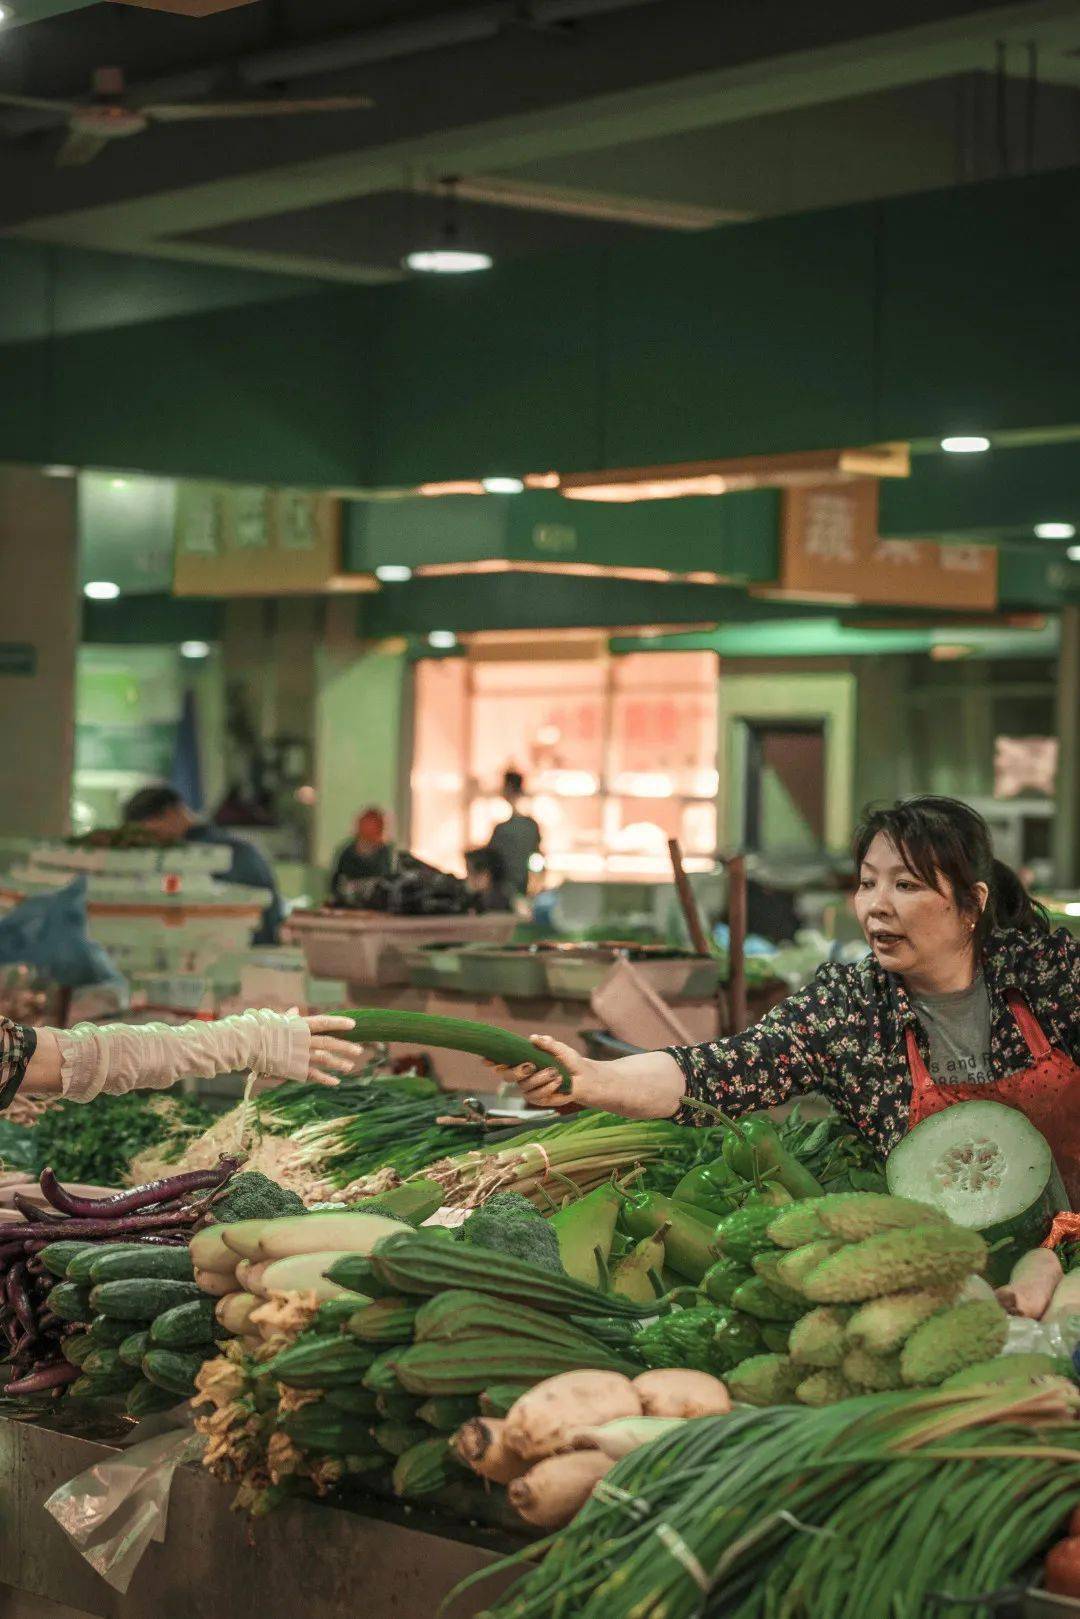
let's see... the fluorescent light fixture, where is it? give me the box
[110,477,130,490]
[43,464,76,479]
[427,629,457,649]
[1064,902,1080,917]
[0,8,12,23]
[1068,546,1080,563]
[404,248,492,274]
[1035,522,1076,540]
[180,640,211,659]
[84,581,120,600]
[375,564,413,583]
[940,435,990,454]
[481,476,524,495]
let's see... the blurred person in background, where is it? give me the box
[465,846,515,913]
[486,770,542,898]
[328,807,395,903]
[123,784,283,946]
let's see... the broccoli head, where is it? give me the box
[457,1191,566,1274]
[211,1170,306,1225]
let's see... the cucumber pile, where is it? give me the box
[45,1241,223,1414]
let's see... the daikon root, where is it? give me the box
[1042,1266,1080,1325]
[568,1417,686,1460]
[508,1450,613,1529]
[452,1417,530,1484]
[633,1368,731,1419]
[506,1371,642,1462]
[999,1248,1063,1319]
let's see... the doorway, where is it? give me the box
[743,721,826,852]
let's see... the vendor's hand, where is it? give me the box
[302,1013,365,1088]
[504,1034,603,1111]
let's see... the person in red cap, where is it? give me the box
[328,806,395,902]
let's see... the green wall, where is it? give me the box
[5,165,1080,489]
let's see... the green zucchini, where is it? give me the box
[90,1279,201,1322]
[119,1330,152,1369]
[89,1247,195,1285]
[279,1407,380,1458]
[392,1435,459,1497]
[141,1349,206,1396]
[69,1364,139,1396]
[150,1297,218,1350]
[39,1241,95,1280]
[48,1282,94,1323]
[341,1009,572,1091]
[126,1379,182,1419]
[82,1347,126,1378]
[886,1100,1063,1285]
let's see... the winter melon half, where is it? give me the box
[886,1101,1064,1285]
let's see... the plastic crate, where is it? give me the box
[284,910,517,987]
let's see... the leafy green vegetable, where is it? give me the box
[209,1170,305,1225]
[31,1093,217,1187]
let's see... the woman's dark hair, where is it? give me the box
[853,795,1050,951]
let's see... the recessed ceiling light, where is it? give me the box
[0,8,13,24]
[940,435,990,454]
[84,581,120,600]
[1068,545,1080,563]
[404,248,492,275]
[43,464,76,479]
[375,564,413,583]
[110,477,130,490]
[481,476,524,495]
[180,640,211,659]
[1035,522,1076,540]
[427,629,457,649]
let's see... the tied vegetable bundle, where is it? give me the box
[474,1379,1080,1619]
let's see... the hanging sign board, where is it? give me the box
[774,480,998,610]
[173,486,342,594]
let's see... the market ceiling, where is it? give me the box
[6,0,1080,283]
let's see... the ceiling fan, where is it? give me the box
[0,65,374,165]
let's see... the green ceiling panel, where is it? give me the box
[601,208,878,467]
[998,544,1080,610]
[346,487,780,579]
[81,594,223,645]
[358,571,756,636]
[877,170,1080,444]
[880,442,1080,540]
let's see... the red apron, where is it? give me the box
[905,991,1080,1208]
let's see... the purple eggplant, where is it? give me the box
[12,1194,63,1224]
[4,1361,79,1396]
[6,1265,35,1338]
[38,1159,240,1219]
[8,1206,201,1241]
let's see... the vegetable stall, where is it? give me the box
[0,1018,1079,1618]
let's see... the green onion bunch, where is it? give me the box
[473,1382,1080,1619]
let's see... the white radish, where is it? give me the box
[220,1220,273,1260]
[189,1225,240,1276]
[253,1212,404,1263]
[569,1417,687,1460]
[193,1267,237,1298]
[235,1259,270,1296]
[999,1248,1064,1319]
[506,1371,642,1462]
[453,1418,530,1484]
[633,1369,731,1419]
[215,1292,260,1336]
[1043,1266,1080,1324]
[259,1252,355,1302]
[508,1451,613,1529]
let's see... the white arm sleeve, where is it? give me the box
[53,1010,310,1104]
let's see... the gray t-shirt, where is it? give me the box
[910,972,994,1087]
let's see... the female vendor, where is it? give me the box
[511,796,1080,1201]
[0,1007,362,1108]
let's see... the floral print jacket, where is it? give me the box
[668,927,1080,1154]
[0,1016,35,1109]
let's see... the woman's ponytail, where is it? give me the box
[988,858,1051,937]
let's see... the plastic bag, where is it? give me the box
[0,877,126,991]
[44,1424,203,1593]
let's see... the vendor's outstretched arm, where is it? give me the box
[10,1012,363,1102]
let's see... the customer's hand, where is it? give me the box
[503,1034,603,1110]
[302,1013,365,1087]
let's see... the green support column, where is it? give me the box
[1053,606,1080,889]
